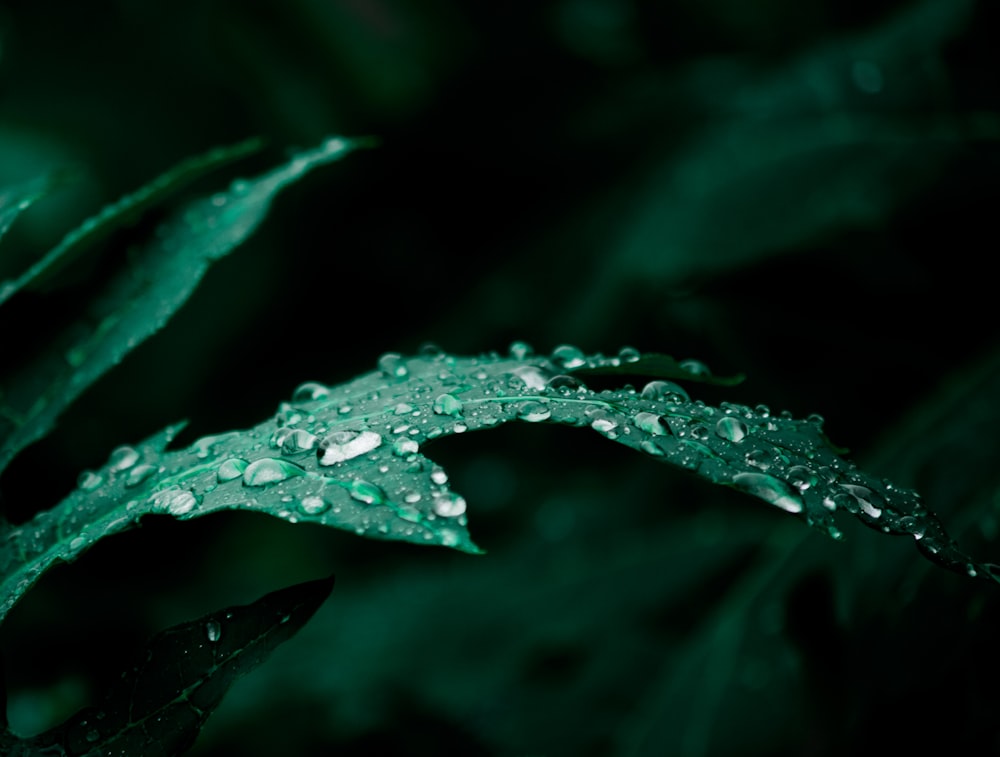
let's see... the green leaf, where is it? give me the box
[0,136,368,474]
[1,344,989,626]
[0,574,334,757]
[563,346,745,385]
[0,137,263,305]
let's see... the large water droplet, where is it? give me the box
[292,381,330,402]
[378,352,409,380]
[217,458,248,482]
[732,472,803,514]
[509,365,550,391]
[547,374,585,392]
[640,380,690,402]
[433,393,464,417]
[715,417,748,443]
[243,458,305,486]
[349,480,384,505]
[551,344,586,370]
[149,488,198,516]
[108,446,139,472]
[318,430,382,465]
[634,411,668,436]
[433,492,467,517]
[431,466,449,485]
[517,401,552,422]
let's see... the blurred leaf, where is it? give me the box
[2,344,987,626]
[0,574,334,757]
[568,348,744,385]
[0,136,367,474]
[0,138,263,305]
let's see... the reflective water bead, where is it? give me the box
[618,346,641,363]
[433,492,467,517]
[349,480,385,505]
[640,380,690,402]
[298,496,330,516]
[679,359,711,378]
[108,445,139,472]
[509,341,533,359]
[77,470,103,491]
[217,458,248,482]
[786,465,818,491]
[292,381,330,402]
[125,464,158,488]
[551,344,586,370]
[732,472,803,514]
[392,438,420,456]
[280,429,319,455]
[318,430,382,465]
[377,352,409,379]
[715,416,748,443]
[634,411,668,436]
[206,620,221,643]
[243,458,305,486]
[431,467,449,485]
[517,401,552,422]
[149,488,198,516]
[433,393,464,417]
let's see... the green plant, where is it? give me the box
[1,136,995,755]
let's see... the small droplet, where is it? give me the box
[108,445,139,472]
[517,401,552,422]
[679,359,711,378]
[618,346,641,363]
[732,472,804,514]
[292,381,330,402]
[509,341,533,359]
[349,480,384,505]
[298,495,330,515]
[715,417,748,443]
[318,430,382,465]
[378,352,409,380]
[206,620,221,642]
[217,458,248,482]
[85,728,100,743]
[431,467,449,485]
[149,488,198,516]
[640,380,690,402]
[243,458,305,487]
[551,344,586,370]
[433,393,464,417]
[433,492,467,517]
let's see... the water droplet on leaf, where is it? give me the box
[108,446,139,472]
[732,472,804,514]
[517,401,552,422]
[243,458,305,487]
[433,393,464,417]
[149,487,198,516]
[217,458,248,482]
[206,620,221,642]
[715,417,748,442]
[349,480,384,505]
[551,344,586,369]
[318,430,382,465]
[378,352,409,380]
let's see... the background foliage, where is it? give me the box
[1,0,998,754]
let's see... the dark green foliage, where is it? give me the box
[0,575,333,756]
[1,0,998,754]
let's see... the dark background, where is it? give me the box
[1,0,999,754]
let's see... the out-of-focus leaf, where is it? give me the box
[2,344,987,626]
[0,574,334,757]
[567,348,744,385]
[0,138,263,306]
[0,136,367,474]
